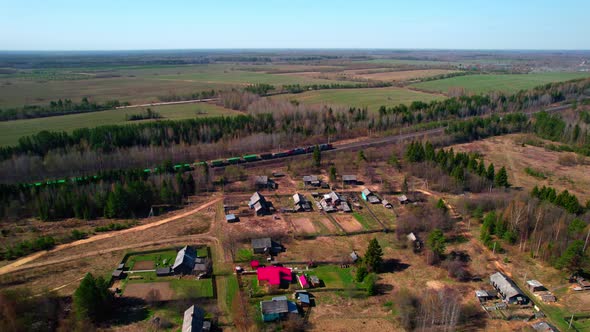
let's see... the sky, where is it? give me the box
[1,0,589,50]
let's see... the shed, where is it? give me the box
[309,275,320,287]
[303,175,320,187]
[260,299,289,322]
[296,292,311,307]
[350,251,359,263]
[112,269,125,279]
[407,232,417,242]
[526,280,546,292]
[117,263,125,270]
[340,202,352,212]
[298,275,310,289]
[254,176,276,189]
[249,192,269,215]
[475,290,494,302]
[251,260,260,269]
[397,195,409,204]
[531,321,558,332]
[382,199,392,208]
[252,237,273,254]
[225,214,239,223]
[156,267,172,277]
[342,175,357,185]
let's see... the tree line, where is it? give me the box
[0,98,128,121]
[0,162,199,221]
[531,185,587,215]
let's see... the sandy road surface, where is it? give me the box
[0,197,222,276]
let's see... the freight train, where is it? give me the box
[23,143,333,187]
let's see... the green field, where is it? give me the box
[410,72,590,95]
[362,59,458,66]
[272,87,444,111]
[0,102,239,146]
[126,250,178,270]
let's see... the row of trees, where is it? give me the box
[531,185,587,215]
[281,81,392,94]
[533,110,590,156]
[0,98,128,121]
[0,235,55,260]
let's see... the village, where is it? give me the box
[99,164,590,331]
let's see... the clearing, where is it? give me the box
[451,134,590,202]
[410,72,590,95]
[271,87,443,112]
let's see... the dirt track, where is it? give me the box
[0,197,222,276]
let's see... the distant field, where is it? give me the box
[410,72,590,95]
[0,102,239,146]
[0,64,350,108]
[346,69,458,81]
[272,87,444,111]
[362,59,458,66]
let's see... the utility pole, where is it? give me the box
[584,228,590,252]
[493,242,497,255]
[569,314,574,330]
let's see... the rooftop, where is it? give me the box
[342,175,357,181]
[182,305,206,332]
[526,280,544,288]
[251,237,272,249]
[257,266,292,286]
[260,299,289,315]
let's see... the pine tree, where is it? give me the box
[312,145,321,168]
[486,163,495,182]
[364,238,384,272]
[427,228,446,258]
[494,166,510,188]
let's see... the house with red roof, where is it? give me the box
[257,266,293,289]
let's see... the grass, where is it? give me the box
[410,72,590,95]
[169,279,214,299]
[126,250,178,270]
[310,265,356,289]
[225,274,240,308]
[236,248,254,262]
[352,212,373,230]
[0,102,239,146]
[273,87,443,112]
[524,167,548,179]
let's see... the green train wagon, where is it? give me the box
[227,157,241,164]
[243,154,259,162]
[211,160,224,167]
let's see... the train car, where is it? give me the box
[293,148,306,155]
[260,153,273,160]
[273,152,288,158]
[194,161,207,168]
[243,154,259,162]
[211,159,225,167]
[227,157,241,165]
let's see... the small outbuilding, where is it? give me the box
[112,269,125,279]
[397,195,409,204]
[309,275,321,287]
[298,275,310,289]
[254,176,277,190]
[342,175,358,185]
[526,280,547,293]
[156,267,172,277]
[225,214,239,223]
[361,188,380,204]
[303,175,320,187]
[382,199,392,208]
[350,251,359,263]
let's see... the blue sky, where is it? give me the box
[1,0,588,50]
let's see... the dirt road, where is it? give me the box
[0,197,222,276]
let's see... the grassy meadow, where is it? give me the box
[0,102,239,146]
[410,72,590,95]
[272,87,444,111]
